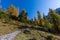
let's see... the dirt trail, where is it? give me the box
[0,30,21,40]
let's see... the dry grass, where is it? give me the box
[0,22,18,36]
[14,29,60,40]
[0,19,28,36]
[14,29,43,40]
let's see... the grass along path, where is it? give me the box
[0,22,18,36]
[14,29,60,40]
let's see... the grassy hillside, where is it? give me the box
[14,29,60,40]
[0,8,60,40]
[0,22,18,36]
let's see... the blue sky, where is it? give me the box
[1,0,60,19]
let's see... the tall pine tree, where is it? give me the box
[37,11,42,20]
[18,9,29,23]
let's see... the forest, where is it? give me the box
[0,5,60,34]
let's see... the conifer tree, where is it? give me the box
[37,11,42,20]
[48,9,60,32]
[43,13,47,21]
[18,9,28,23]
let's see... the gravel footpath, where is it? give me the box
[0,30,21,40]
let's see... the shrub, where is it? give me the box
[46,35,53,40]
[29,37,36,40]
[0,11,11,23]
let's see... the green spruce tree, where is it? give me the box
[48,9,60,32]
[37,11,42,20]
[18,9,29,23]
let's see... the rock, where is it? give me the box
[40,37,46,40]
[23,28,31,34]
[28,37,36,40]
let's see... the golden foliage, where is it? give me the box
[8,5,18,17]
[39,19,46,26]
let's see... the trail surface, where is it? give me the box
[0,30,21,40]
